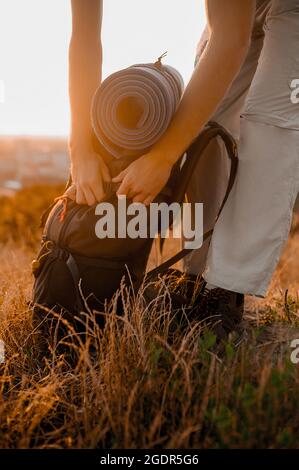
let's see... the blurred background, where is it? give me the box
[0,3,298,450]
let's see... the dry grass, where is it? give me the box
[0,187,298,449]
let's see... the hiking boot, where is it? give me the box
[193,284,245,343]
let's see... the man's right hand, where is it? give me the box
[71,149,111,206]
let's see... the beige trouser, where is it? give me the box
[183,0,299,297]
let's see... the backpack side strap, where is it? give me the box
[146,121,238,280]
[66,252,85,312]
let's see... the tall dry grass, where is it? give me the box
[0,187,298,448]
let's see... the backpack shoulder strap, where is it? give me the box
[146,121,238,280]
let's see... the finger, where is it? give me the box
[83,186,97,206]
[65,184,77,201]
[89,173,105,202]
[127,187,140,200]
[144,195,154,206]
[132,193,147,204]
[92,180,106,203]
[117,177,132,197]
[125,186,140,200]
[101,162,111,182]
[76,186,87,205]
[112,169,127,183]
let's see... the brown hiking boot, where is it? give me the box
[193,284,245,343]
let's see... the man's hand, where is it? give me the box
[71,149,110,206]
[112,152,172,205]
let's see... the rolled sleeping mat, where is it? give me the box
[91,62,184,159]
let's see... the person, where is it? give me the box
[114,0,299,338]
[70,0,299,339]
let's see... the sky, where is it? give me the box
[0,0,205,137]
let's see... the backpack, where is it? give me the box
[31,122,238,331]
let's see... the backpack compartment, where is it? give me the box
[32,194,156,317]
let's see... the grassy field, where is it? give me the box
[0,186,298,449]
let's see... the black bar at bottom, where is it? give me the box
[0,449,297,468]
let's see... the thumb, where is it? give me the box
[112,168,127,183]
